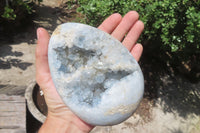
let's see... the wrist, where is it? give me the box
[39,115,69,133]
[38,113,93,133]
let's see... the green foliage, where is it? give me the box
[78,0,200,75]
[2,6,16,20]
[1,0,42,21]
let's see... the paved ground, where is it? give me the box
[0,43,36,86]
[0,0,199,132]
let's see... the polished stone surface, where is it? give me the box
[48,23,144,126]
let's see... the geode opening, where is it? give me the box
[54,44,132,107]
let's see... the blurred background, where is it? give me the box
[0,0,199,133]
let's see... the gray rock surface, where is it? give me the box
[48,23,144,126]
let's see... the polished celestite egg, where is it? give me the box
[48,23,144,126]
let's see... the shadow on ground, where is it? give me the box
[169,128,183,133]
[141,44,200,118]
[0,45,32,70]
[0,3,71,70]
[33,3,77,35]
[158,74,200,117]
[33,5,62,32]
[0,2,71,45]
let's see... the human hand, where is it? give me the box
[36,11,144,133]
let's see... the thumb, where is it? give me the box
[35,28,51,88]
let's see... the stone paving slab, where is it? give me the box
[0,85,26,133]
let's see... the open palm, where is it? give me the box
[36,11,144,133]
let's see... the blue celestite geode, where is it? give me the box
[48,23,144,126]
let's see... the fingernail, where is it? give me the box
[37,28,41,40]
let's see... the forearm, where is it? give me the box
[38,115,91,133]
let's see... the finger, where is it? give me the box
[122,20,144,50]
[130,43,143,62]
[111,11,139,41]
[35,28,51,86]
[98,13,122,34]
